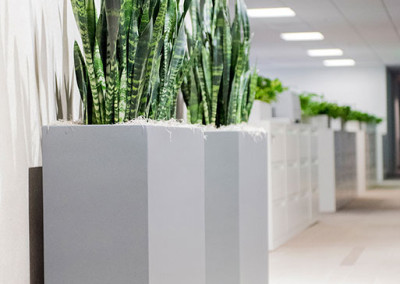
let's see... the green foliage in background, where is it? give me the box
[347,110,383,124]
[299,93,382,124]
[71,0,191,124]
[181,0,256,126]
[255,77,287,104]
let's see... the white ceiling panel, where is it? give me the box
[244,0,286,9]
[383,0,400,34]
[245,0,400,68]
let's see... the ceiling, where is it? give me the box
[245,0,400,69]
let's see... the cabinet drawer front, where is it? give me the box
[271,134,285,162]
[271,166,286,200]
[271,201,288,240]
[288,194,310,230]
[300,166,310,192]
[286,134,299,162]
[300,135,310,159]
[311,165,319,189]
[310,136,318,158]
[287,166,300,196]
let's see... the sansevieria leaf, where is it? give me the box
[182,0,254,127]
[72,0,193,124]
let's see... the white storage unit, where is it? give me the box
[257,122,319,251]
[345,122,379,193]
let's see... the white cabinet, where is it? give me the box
[257,122,319,251]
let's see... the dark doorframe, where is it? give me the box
[386,67,400,177]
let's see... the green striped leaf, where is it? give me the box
[71,0,194,124]
[128,21,152,118]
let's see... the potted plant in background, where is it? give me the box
[338,105,352,130]
[42,1,207,283]
[300,93,343,129]
[249,76,287,122]
[182,0,269,283]
[300,92,329,127]
[300,93,382,131]
[346,110,383,131]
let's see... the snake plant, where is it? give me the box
[181,0,256,127]
[71,0,191,124]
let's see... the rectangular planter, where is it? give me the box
[302,115,330,129]
[249,100,273,123]
[204,130,269,284]
[345,120,362,132]
[331,118,343,131]
[272,92,302,122]
[42,125,206,284]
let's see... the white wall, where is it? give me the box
[0,0,79,282]
[260,66,387,133]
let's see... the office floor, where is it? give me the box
[270,185,400,284]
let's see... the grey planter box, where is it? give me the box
[42,125,206,284]
[204,130,269,284]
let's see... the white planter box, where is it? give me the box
[331,118,343,131]
[204,130,269,284]
[272,92,302,122]
[302,115,330,129]
[249,100,273,123]
[42,125,206,284]
[345,121,362,132]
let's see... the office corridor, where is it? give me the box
[270,185,400,284]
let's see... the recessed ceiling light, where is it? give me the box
[308,49,344,57]
[247,8,296,18]
[281,32,324,41]
[323,59,356,67]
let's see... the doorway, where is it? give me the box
[386,67,400,177]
